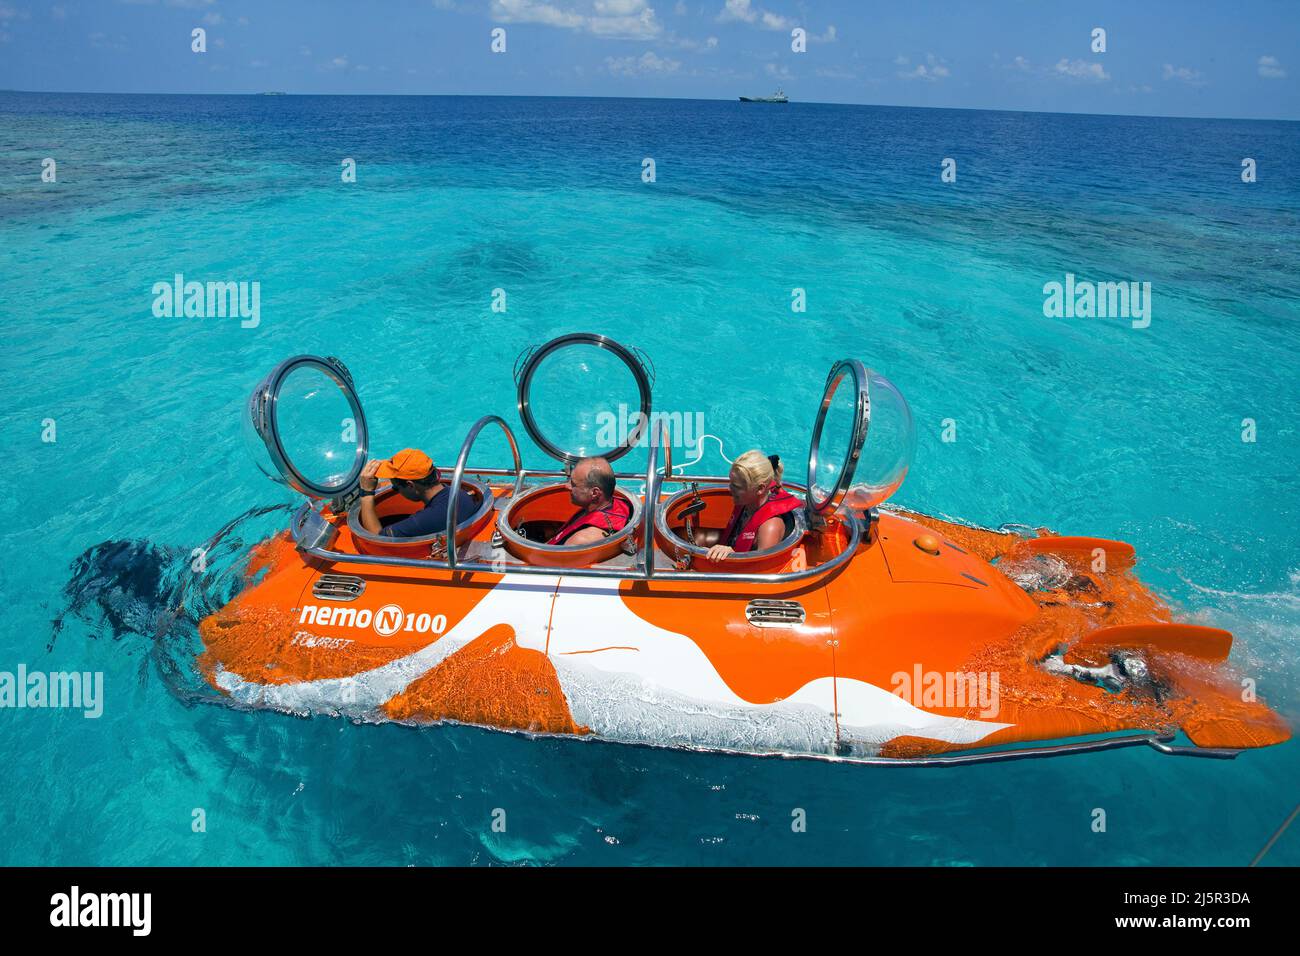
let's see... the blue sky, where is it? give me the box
[1,0,1296,118]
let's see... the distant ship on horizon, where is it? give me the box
[739,89,788,104]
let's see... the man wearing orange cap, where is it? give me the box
[356,448,477,539]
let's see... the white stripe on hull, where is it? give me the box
[215,575,1012,754]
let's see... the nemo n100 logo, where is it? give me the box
[298,603,448,636]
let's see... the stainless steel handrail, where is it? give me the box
[298,507,861,585]
[641,424,672,579]
[452,466,779,489]
[293,439,861,584]
[445,416,524,571]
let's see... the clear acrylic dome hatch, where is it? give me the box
[806,360,915,516]
[515,333,653,466]
[243,355,369,500]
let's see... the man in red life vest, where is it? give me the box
[547,456,631,546]
[696,450,802,562]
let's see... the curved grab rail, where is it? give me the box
[446,415,524,570]
[301,505,860,585]
[641,422,669,579]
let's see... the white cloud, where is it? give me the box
[493,0,583,29]
[899,64,949,81]
[0,2,28,20]
[674,0,685,12]
[1053,58,1109,81]
[202,11,221,25]
[1258,55,1286,79]
[329,54,349,69]
[718,0,822,36]
[491,0,660,39]
[1162,63,1202,84]
[671,32,718,52]
[595,0,644,13]
[605,49,681,75]
[898,52,949,82]
[717,0,755,22]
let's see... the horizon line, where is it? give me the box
[1,88,1295,125]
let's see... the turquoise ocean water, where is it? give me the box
[1,93,1297,865]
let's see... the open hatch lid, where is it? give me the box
[243,355,369,501]
[805,359,915,520]
[514,332,653,466]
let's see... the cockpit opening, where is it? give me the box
[498,483,642,568]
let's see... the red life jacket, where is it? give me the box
[547,497,632,545]
[720,484,803,553]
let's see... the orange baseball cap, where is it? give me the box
[374,448,435,480]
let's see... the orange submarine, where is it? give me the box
[198,333,1291,764]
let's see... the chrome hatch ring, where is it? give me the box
[245,354,369,501]
[514,332,653,466]
[805,358,870,520]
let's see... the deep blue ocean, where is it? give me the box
[1,93,1297,865]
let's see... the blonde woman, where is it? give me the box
[695,450,803,561]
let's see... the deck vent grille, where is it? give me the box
[312,574,367,601]
[745,599,806,628]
